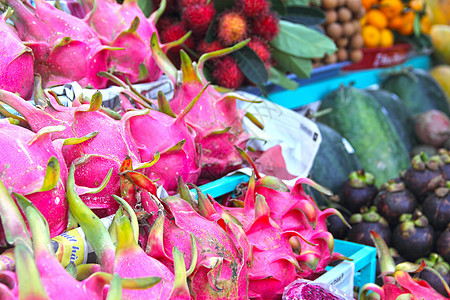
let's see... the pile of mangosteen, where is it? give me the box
[326,150,450,297]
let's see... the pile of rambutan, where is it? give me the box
[154,0,279,89]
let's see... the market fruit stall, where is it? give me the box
[0,0,449,299]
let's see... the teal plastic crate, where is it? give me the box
[332,239,377,289]
[198,173,377,291]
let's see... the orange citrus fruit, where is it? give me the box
[409,0,424,11]
[379,0,404,18]
[380,28,395,47]
[362,0,379,10]
[397,11,415,35]
[420,15,431,34]
[360,15,367,26]
[389,15,403,29]
[366,9,389,29]
[362,25,381,47]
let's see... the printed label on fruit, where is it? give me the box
[51,215,115,267]
[52,230,86,267]
[0,248,15,271]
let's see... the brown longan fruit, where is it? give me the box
[349,49,363,62]
[350,34,364,49]
[336,37,349,47]
[353,19,362,33]
[322,0,339,10]
[327,23,343,39]
[323,53,338,64]
[325,10,338,25]
[356,6,366,19]
[347,0,362,13]
[337,48,349,61]
[342,22,355,36]
[338,7,352,22]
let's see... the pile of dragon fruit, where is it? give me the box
[0,80,349,298]
[2,0,449,299]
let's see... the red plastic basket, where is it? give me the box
[343,43,412,71]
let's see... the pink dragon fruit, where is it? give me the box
[0,121,68,245]
[66,164,188,299]
[0,8,34,99]
[120,84,207,193]
[0,270,18,299]
[238,147,350,279]
[0,87,153,217]
[119,174,250,299]
[4,0,110,88]
[195,175,306,299]
[255,177,349,279]
[360,231,450,300]
[145,197,250,299]
[81,0,165,83]
[150,34,260,182]
[0,179,160,299]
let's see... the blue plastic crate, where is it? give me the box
[198,173,377,291]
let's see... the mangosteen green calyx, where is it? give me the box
[393,210,435,261]
[342,169,378,213]
[403,152,445,200]
[374,180,417,227]
[410,144,438,158]
[437,224,450,262]
[347,206,391,247]
[423,182,450,231]
[417,253,450,297]
[439,149,450,180]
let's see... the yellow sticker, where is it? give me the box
[51,229,85,267]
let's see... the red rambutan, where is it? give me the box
[237,0,270,17]
[196,40,224,55]
[251,12,280,41]
[213,56,245,89]
[248,36,271,62]
[157,15,177,31]
[160,22,194,48]
[181,3,216,36]
[179,0,207,7]
[217,11,248,46]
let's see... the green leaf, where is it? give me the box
[230,46,268,85]
[285,0,310,5]
[271,48,313,78]
[281,6,326,25]
[270,0,286,15]
[138,0,153,18]
[268,67,299,90]
[270,20,337,58]
[213,0,235,13]
[413,12,421,38]
[204,17,218,43]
